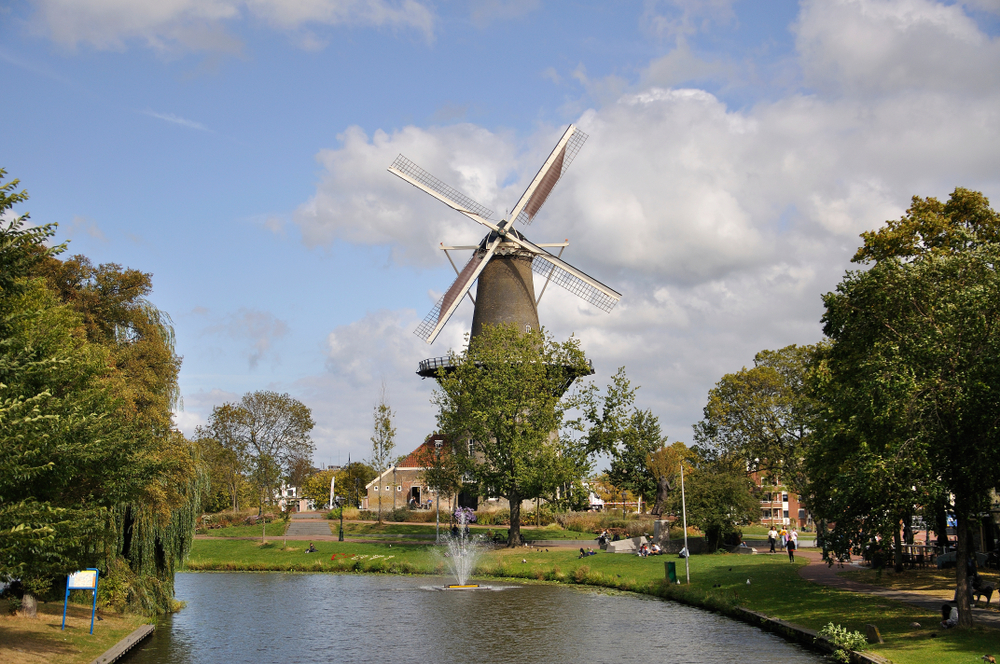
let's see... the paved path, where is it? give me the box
[796,549,1000,629]
[284,513,335,539]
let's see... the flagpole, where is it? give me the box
[681,461,690,584]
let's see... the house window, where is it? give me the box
[783,510,789,519]
[798,509,806,520]
[468,439,475,455]
[525,324,531,333]
[782,492,788,502]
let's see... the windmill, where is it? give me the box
[387,125,622,377]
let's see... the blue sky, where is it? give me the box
[3,0,1000,469]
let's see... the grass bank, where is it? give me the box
[0,599,149,664]
[184,539,998,664]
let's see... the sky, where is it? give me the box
[3,0,1000,470]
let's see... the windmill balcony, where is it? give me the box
[417,356,594,395]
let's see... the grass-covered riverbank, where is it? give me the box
[0,599,149,664]
[184,538,998,664]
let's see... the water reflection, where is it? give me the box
[127,573,824,664]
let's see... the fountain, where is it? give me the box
[441,507,486,590]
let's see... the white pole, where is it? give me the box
[330,474,336,512]
[681,461,690,584]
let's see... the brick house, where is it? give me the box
[363,434,443,512]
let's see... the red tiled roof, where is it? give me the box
[397,434,448,468]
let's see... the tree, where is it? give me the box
[580,368,669,510]
[670,451,759,551]
[370,384,396,523]
[301,469,337,508]
[204,392,315,514]
[420,437,463,508]
[434,324,590,546]
[810,188,1000,627]
[693,344,813,489]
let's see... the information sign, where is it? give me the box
[62,568,100,634]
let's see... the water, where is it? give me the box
[125,573,825,664]
[440,508,485,585]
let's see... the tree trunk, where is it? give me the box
[956,512,973,628]
[20,592,38,618]
[936,506,950,550]
[893,522,904,573]
[507,495,523,547]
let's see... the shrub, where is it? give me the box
[817,623,868,663]
[475,509,510,525]
[387,507,410,522]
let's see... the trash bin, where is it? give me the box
[666,561,677,583]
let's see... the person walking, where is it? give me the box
[768,527,778,554]
[787,533,797,562]
[779,527,788,551]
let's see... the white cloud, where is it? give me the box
[144,110,209,131]
[795,0,1000,96]
[28,0,434,52]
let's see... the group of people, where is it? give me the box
[596,529,626,547]
[767,526,799,561]
[636,543,662,557]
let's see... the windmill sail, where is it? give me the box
[414,240,500,344]
[529,253,620,313]
[512,126,588,226]
[389,155,495,221]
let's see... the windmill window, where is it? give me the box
[397,485,402,492]
[374,486,378,492]
[385,486,391,492]
[525,324,531,333]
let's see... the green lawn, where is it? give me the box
[195,520,289,538]
[183,539,996,663]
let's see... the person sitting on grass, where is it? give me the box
[650,543,662,555]
[306,542,317,553]
[940,603,958,629]
[579,547,587,559]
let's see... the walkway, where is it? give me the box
[796,549,1000,629]
[283,512,335,539]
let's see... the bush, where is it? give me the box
[387,507,410,522]
[817,623,868,663]
[475,509,510,526]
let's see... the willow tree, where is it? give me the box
[434,324,590,546]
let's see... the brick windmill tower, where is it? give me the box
[387,124,622,383]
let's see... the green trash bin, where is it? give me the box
[666,561,677,583]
